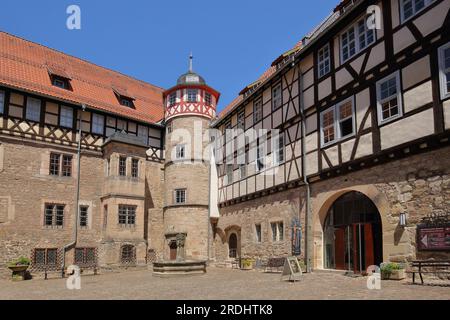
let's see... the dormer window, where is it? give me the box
[47,66,72,90]
[113,87,135,108]
[52,77,69,89]
[120,98,133,107]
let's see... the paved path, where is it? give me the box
[1,267,449,300]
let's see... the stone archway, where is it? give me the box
[224,225,241,260]
[312,185,395,270]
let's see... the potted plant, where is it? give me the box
[241,258,255,270]
[381,262,406,280]
[7,257,31,281]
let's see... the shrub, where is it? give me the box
[8,257,31,267]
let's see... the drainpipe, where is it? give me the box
[61,104,86,277]
[298,65,313,273]
[207,135,212,263]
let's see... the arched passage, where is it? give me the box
[322,191,383,273]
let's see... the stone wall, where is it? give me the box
[310,146,450,268]
[214,188,305,263]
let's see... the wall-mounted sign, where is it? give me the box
[417,214,450,251]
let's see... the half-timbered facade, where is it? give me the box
[212,0,450,272]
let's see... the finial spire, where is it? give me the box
[189,52,193,72]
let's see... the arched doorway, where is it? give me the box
[228,233,238,258]
[323,191,383,273]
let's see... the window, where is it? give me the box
[131,158,139,178]
[26,97,41,122]
[138,125,149,145]
[119,156,127,176]
[226,164,233,184]
[175,189,186,204]
[237,110,245,130]
[121,245,136,265]
[321,109,335,146]
[318,44,331,78]
[120,98,133,107]
[118,205,136,226]
[204,92,212,106]
[273,134,285,165]
[52,77,69,89]
[33,248,58,267]
[224,121,232,144]
[255,224,262,243]
[49,153,60,176]
[44,204,65,228]
[49,153,72,177]
[337,100,354,138]
[167,122,172,134]
[169,92,177,106]
[253,98,263,123]
[439,42,450,99]
[320,97,355,146]
[187,89,198,102]
[271,222,284,242]
[401,0,435,22]
[376,72,402,124]
[256,140,266,172]
[74,248,96,266]
[62,155,72,177]
[0,91,4,114]
[341,16,375,62]
[239,164,246,180]
[79,206,88,228]
[60,106,73,128]
[176,144,185,159]
[92,114,104,135]
[103,205,108,230]
[272,83,282,110]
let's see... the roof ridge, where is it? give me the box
[0,30,166,92]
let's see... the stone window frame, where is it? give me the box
[174,188,187,204]
[270,220,285,243]
[131,158,139,179]
[119,156,127,176]
[47,152,73,177]
[78,201,93,230]
[43,203,65,229]
[175,144,186,160]
[118,204,137,227]
[255,223,262,243]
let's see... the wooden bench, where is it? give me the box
[407,260,450,284]
[264,257,286,273]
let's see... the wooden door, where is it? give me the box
[364,223,375,269]
[334,227,346,270]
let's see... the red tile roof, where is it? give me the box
[0,31,164,125]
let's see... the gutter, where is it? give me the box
[298,65,313,273]
[61,104,86,277]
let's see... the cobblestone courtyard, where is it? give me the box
[1,267,450,300]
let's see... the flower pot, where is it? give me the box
[8,265,29,281]
[381,269,405,280]
[240,260,254,270]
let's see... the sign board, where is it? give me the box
[281,256,302,282]
[417,227,450,251]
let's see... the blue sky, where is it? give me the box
[0,0,337,111]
